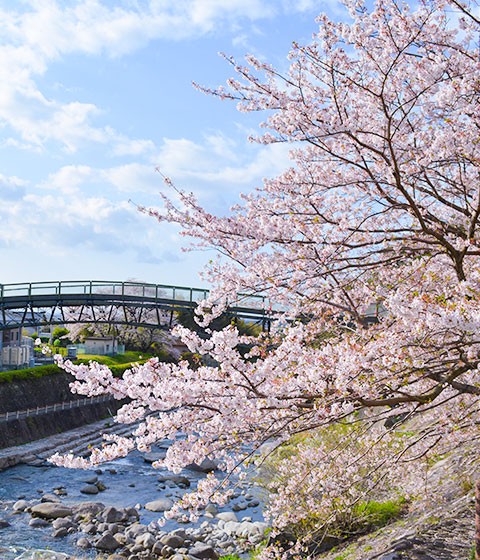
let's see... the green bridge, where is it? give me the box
[0,280,272,331]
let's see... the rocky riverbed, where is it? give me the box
[0,420,269,559]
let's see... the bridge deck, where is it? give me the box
[0,280,272,330]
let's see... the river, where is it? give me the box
[0,447,265,559]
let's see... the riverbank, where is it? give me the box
[1,418,477,559]
[0,418,128,470]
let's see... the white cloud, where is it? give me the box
[102,163,160,193]
[155,133,292,189]
[39,165,94,195]
[112,137,156,157]
[0,0,332,154]
[0,173,28,200]
[0,189,152,256]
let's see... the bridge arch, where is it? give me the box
[0,280,271,331]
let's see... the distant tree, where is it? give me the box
[52,327,70,347]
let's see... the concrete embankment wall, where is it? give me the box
[0,372,121,449]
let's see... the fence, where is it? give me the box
[0,395,114,423]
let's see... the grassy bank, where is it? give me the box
[0,351,166,383]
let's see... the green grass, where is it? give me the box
[0,350,172,383]
[351,498,407,530]
[0,364,62,383]
[76,351,153,365]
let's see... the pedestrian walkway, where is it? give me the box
[0,418,130,470]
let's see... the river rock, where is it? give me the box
[73,501,105,520]
[77,536,92,549]
[125,522,148,539]
[126,506,140,520]
[154,543,173,556]
[94,532,122,551]
[186,458,218,473]
[52,526,69,538]
[145,497,174,512]
[160,533,185,548]
[30,502,73,519]
[143,451,166,463]
[0,519,11,528]
[82,475,98,484]
[113,531,128,545]
[189,543,219,559]
[205,504,218,516]
[157,474,191,488]
[172,528,188,539]
[222,521,239,535]
[13,499,29,512]
[29,517,50,527]
[41,493,61,503]
[216,512,238,523]
[97,522,109,533]
[103,505,128,523]
[81,522,97,534]
[135,531,156,548]
[52,517,76,530]
[80,484,99,495]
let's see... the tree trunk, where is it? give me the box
[476,480,480,560]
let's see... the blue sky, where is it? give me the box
[0,0,345,289]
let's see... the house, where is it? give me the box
[0,311,35,370]
[81,336,120,356]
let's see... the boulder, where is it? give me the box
[29,517,50,528]
[135,531,156,548]
[160,533,185,548]
[143,451,166,463]
[76,536,92,549]
[52,518,76,530]
[125,523,148,539]
[80,484,99,495]
[158,474,191,488]
[94,532,121,551]
[52,527,69,538]
[216,512,238,523]
[189,543,219,559]
[185,458,218,473]
[145,498,174,512]
[103,506,128,523]
[30,502,73,519]
[82,475,98,484]
[72,501,105,517]
[13,499,29,512]
[41,493,61,503]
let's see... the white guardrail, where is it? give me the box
[0,395,114,423]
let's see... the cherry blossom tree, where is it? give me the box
[53,0,480,556]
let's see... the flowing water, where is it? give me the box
[0,450,264,559]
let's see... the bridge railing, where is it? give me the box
[0,280,212,303]
[0,280,270,310]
